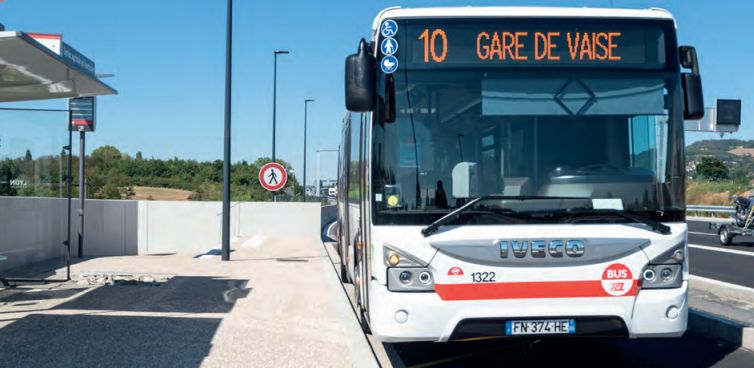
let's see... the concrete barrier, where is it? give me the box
[240,202,321,238]
[1,197,324,270]
[138,201,223,254]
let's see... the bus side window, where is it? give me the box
[349,113,362,205]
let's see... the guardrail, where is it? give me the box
[686,205,734,214]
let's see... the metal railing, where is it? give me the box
[687,205,736,221]
[686,204,736,213]
[686,205,734,214]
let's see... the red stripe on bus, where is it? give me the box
[434,280,638,301]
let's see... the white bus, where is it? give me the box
[337,6,704,342]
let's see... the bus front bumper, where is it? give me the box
[367,280,688,342]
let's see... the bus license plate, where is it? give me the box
[505,319,575,336]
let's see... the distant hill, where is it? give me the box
[686,139,754,176]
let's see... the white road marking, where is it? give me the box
[689,231,717,236]
[689,244,754,257]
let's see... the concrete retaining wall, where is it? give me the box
[1,197,322,271]
[138,201,223,254]
[241,202,321,238]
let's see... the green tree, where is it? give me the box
[696,157,729,181]
[90,145,122,171]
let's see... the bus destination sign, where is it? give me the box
[400,21,668,69]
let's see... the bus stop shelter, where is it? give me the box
[0,29,116,285]
[0,31,115,101]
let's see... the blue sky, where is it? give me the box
[0,0,751,184]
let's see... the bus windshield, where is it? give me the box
[371,18,685,225]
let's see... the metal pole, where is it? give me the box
[271,50,289,202]
[272,53,277,202]
[303,99,314,201]
[78,131,85,258]
[272,53,278,164]
[65,113,72,280]
[221,0,233,262]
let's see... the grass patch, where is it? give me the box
[686,179,751,206]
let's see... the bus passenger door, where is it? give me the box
[359,112,371,319]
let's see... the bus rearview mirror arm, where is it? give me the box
[345,39,376,112]
[679,46,704,120]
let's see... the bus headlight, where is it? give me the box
[641,264,682,289]
[641,242,685,289]
[399,271,413,284]
[387,267,434,291]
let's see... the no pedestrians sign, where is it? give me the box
[259,162,287,192]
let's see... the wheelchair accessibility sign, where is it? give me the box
[381,20,398,38]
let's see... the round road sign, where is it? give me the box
[259,162,287,192]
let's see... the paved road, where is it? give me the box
[688,220,754,288]
[385,334,754,367]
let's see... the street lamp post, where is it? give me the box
[221,0,233,261]
[303,99,314,200]
[272,49,289,202]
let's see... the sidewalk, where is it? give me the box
[689,276,754,351]
[0,236,377,368]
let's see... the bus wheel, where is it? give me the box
[719,226,733,246]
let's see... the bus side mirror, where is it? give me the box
[679,46,704,120]
[345,39,376,112]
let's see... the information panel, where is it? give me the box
[398,20,669,69]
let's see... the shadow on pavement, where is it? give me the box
[0,287,88,303]
[390,333,745,368]
[0,314,221,368]
[55,276,251,314]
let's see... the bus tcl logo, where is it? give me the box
[447,267,464,276]
[605,269,629,279]
[601,263,634,296]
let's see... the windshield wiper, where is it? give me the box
[420,195,587,237]
[565,209,671,235]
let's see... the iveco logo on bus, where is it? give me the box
[499,240,585,258]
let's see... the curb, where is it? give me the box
[320,241,381,368]
[690,275,754,302]
[689,310,754,352]
[688,275,754,352]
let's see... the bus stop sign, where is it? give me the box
[259,162,287,192]
[69,96,96,132]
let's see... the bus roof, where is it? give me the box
[372,7,676,37]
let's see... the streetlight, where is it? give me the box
[272,49,289,202]
[303,98,315,200]
[221,0,233,261]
